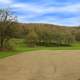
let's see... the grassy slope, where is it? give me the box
[0,39,80,58]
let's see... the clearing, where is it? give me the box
[0,50,80,80]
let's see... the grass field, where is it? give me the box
[0,39,80,58]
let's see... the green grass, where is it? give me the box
[0,39,80,58]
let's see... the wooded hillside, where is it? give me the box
[16,23,80,47]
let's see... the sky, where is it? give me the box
[0,0,80,26]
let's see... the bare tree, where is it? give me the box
[0,8,17,48]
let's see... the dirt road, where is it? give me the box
[0,50,80,80]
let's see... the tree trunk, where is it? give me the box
[0,38,4,48]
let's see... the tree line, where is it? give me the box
[19,24,76,47]
[16,24,80,47]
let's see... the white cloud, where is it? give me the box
[17,13,80,26]
[11,2,80,26]
[11,3,43,13]
[0,0,12,4]
[0,0,80,26]
[11,2,80,14]
[60,17,80,26]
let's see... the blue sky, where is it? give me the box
[0,0,80,26]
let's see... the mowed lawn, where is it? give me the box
[0,39,80,58]
[0,50,80,80]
